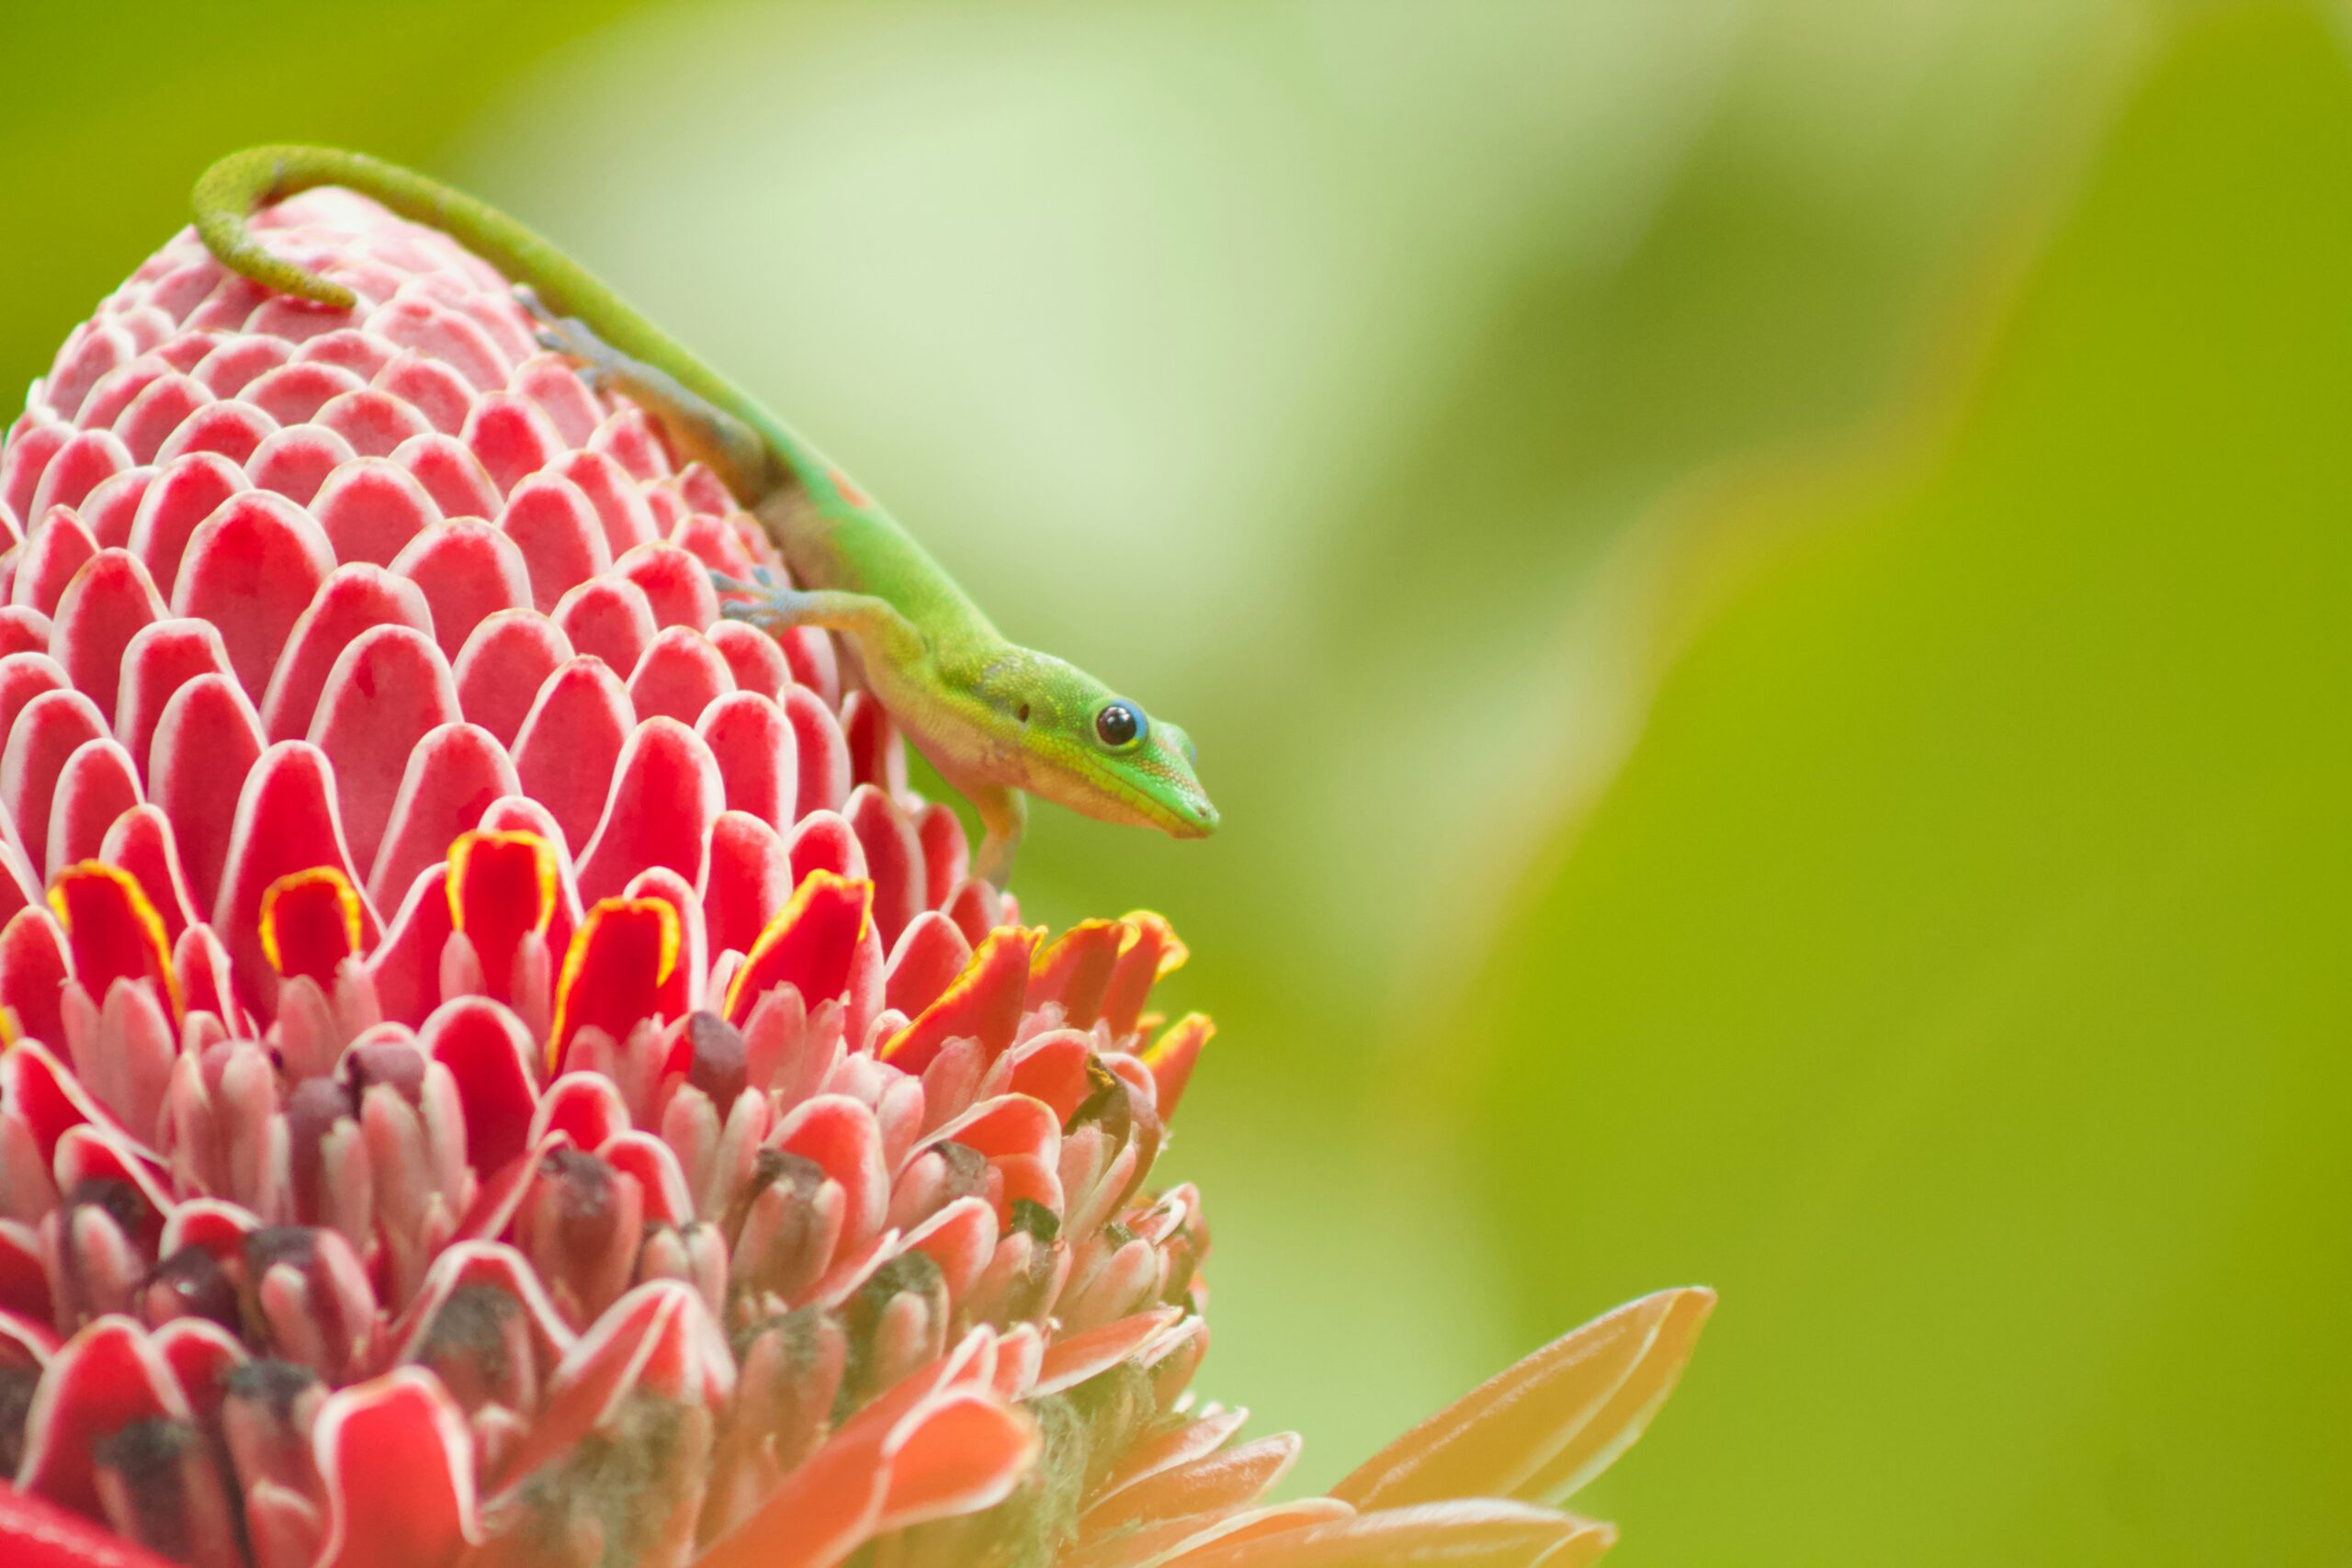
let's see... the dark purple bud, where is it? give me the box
[345,1040,427,1107]
[143,1246,242,1332]
[283,1077,356,1225]
[684,1010,747,1110]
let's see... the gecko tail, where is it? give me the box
[193,145,656,375]
[191,146,368,309]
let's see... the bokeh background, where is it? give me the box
[6,2,2347,1562]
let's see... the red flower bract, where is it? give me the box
[0,192,1707,1568]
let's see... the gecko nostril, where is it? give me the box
[1016,703,1031,725]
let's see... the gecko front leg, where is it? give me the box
[712,568,927,671]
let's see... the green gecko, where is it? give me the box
[190,145,1216,886]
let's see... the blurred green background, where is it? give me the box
[7,2,2347,1561]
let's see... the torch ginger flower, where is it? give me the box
[0,190,1710,1568]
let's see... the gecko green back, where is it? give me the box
[189,145,1216,882]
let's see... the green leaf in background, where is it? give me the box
[1464,6,2352,1562]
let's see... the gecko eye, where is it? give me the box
[1093,702,1145,750]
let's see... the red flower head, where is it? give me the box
[0,191,1708,1568]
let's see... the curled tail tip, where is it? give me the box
[263,264,359,311]
[192,164,360,312]
[209,235,357,311]
[297,281,361,312]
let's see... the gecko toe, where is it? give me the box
[537,328,612,391]
[518,291,614,379]
[709,570,784,626]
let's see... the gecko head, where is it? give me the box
[978,649,1217,839]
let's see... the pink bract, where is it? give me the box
[0,191,1707,1568]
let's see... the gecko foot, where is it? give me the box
[971,838,1016,890]
[514,285,616,389]
[710,566,797,628]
